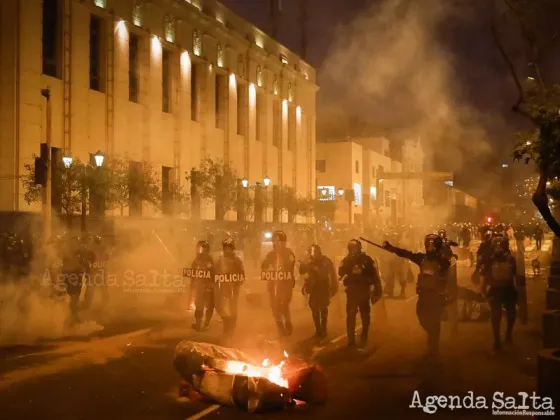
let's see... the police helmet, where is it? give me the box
[483,231,493,241]
[222,237,235,250]
[308,244,322,258]
[272,230,287,242]
[437,229,447,239]
[424,234,443,254]
[196,240,210,254]
[491,236,509,255]
[347,239,362,254]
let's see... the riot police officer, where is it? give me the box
[261,230,296,337]
[338,239,382,348]
[383,234,450,356]
[0,231,30,280]
[299,244,338,340]
[82,233,109,312]
[438,229,458,261]
[190,240,215,331]
[62,234,94,325]
[215,238,245,337]
[481,236,517,351]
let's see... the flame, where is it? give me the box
[223,352,289,389]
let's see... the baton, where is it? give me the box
[359,237,391,252]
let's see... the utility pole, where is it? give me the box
[299,0,308,60]
[41,88,52,243]
[269,0,281,39]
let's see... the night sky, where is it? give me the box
[221,0,555,198]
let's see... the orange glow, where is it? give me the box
[180,51,191,77]
[282,99,288,117]
[229,73,237,89]
[296,105,302,122]
[223,354,289,389]
[151,35,162,57]
[115,20,127,38]
[249,83,256,107]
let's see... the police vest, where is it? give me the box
[418,259,445,290]
[489,260,514,287]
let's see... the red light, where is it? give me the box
[486,217,492,223]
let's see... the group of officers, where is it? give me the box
[189,226,521,355]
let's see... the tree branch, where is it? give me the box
[533,169,560,237]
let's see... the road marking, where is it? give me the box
[185,404,220,420]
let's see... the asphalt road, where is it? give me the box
[0,242,550,420]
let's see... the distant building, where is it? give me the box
[0,0,317,222]
[315,137,424,226]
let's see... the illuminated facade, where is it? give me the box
[0,0,317,221]
[316,137,424,226]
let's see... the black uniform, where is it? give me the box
[63,236,94,325]
[384,235,450,356]
[299,245,338,339]
[338,240,382,347]
[534,226,544,250]
[482,237,517,350]
[82,234,110,311]
[215,238,245,337]
[261,231,296,336]
[190,242,215,331]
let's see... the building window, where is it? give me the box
[164,15,176,43]
[237,83,247,136]
[162,49,172,113]
[256,65,263,87]
[129,34,139,103]
[42,0,61,78]
[93,0,106,8]
[316,160,326,173]
[272,100,281,147]
[355,160,359,174]
[256,92,263,141]
[89,15,105,92]
[193,30,202,56]
[132,0,144,27]
[288,106,296,151]
[191,64,199,121]
[215,74,226,129]
[353,183,362,206]
[217,44,225,68]
[162,166,172,215]
[273,75,279,95]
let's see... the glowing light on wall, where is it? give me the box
[164,15,176,43]
[370,186,377,199]
[282,99,288,118]
[255,35,264,49]
[249,83,256,107]
[193,30,202,56]
[115,20,127,39]
[151,35,162,58]
[256,66,263,87]
[296,105,301,122]
[273,76,278,95]
[94,0,106,8]
[317,186,335,201]
[192,0,202,11]
[132,0,143,27]
[216,13,225,25]
[288,83,293,102]
[229,73,237,90]
[180,51,191,77]
[353,183,362,206]
[217,44,225,68]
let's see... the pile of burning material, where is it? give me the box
[174,341,327,413]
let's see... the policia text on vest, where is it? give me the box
[261,271,295,281]
[182,268,245,283]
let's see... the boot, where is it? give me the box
[202,318,211,330]
[191,320,201,331]
[359,329,368,348]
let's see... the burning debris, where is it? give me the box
[173,341,327,413]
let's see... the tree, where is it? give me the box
[100,157,163,215]
[313,197,337,223]
[491,0,560,234]
[22,157,86,226]
[186,158,239,220]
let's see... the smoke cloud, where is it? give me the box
[318,0,503,190]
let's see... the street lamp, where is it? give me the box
[62,155,73,168]
[321,189,328,197]
[241,178,249,189]
[263,176,271,187]
[337,188,344,196]
[94,150,105,167]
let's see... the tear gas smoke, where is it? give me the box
[319,0,505,207]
